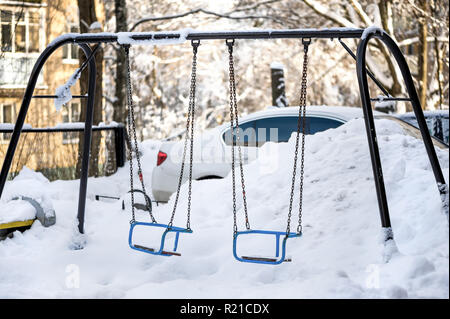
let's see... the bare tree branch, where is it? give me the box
[348,0,373,26]
[398,36,449,46]
[130,6,284,32]
[302,0,357,28]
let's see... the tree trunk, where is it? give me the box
[114,0,128,125]
[76,0,104,177]
[417,0,429,110]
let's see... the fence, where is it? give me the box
[0,123,126,181]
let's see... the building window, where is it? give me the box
[0,104,14,141]
[62,102,81,143]
[62,24,79,63]
[0,9,42,54]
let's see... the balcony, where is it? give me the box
[0,55,44,88]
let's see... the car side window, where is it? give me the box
[254,116,305,145]
[222,115,344,147]
[308,117,343,134]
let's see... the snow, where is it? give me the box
[0,123,32,130]
[53,122,85,129]
[1,167,57,225]
[0,200,35,224]
[89,22,102,30]
[97,121,121,128]
[0,119,448,298]
[47,33,79,48]
[374,99,396,112]
[270,61,285,69]
[117,29,191,46]
[361,26,384,40]
[54,68,81,111]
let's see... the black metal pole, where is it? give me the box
[76,43,97,234]
[114,124,126,168]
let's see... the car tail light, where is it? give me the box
[157,151,167,166]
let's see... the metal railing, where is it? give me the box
[0,123,126,180]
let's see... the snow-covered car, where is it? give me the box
[397,110,449,146]
[151,105,447,202]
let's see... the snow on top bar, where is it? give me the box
[47,33,79,48]
[117,28,192,45]
[361,26,384,39]
[47,27,365,48]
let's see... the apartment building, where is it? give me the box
[0,0,105,178]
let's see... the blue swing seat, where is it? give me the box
[233,229,301,265]
[129,222,192,256]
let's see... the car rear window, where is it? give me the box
[222,115,344,146]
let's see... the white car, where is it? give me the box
[151,105,445,202]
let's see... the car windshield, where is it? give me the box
[375,115,448,149]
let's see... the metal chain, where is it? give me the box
[168,40,200,230]
[227,39,251,236]
[286,38,310,235]
[124,45,157,224]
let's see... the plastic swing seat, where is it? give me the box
[233,230,301,265]
[128,222,192,257]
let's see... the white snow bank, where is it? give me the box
[54,68,81,111]
[1,167,55,221]
[0,120,448,298]
[0,200,36,224]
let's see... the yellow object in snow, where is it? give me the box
[0,219,35,230]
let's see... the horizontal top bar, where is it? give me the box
[48,28,366,47]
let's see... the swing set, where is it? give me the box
[0,28,447,265]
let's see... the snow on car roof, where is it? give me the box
[241,105,380,122]
[210,105,385,134]
[400,110,449,118]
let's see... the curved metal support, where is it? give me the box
[356,31,448,238]
[0,38,97,235]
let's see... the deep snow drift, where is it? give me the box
[0,118,448,298]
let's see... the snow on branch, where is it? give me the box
[54,68,81,111]
[398,36,449,47]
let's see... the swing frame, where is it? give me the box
[0,28,447,249]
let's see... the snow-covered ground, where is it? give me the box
[0,118,448,298]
